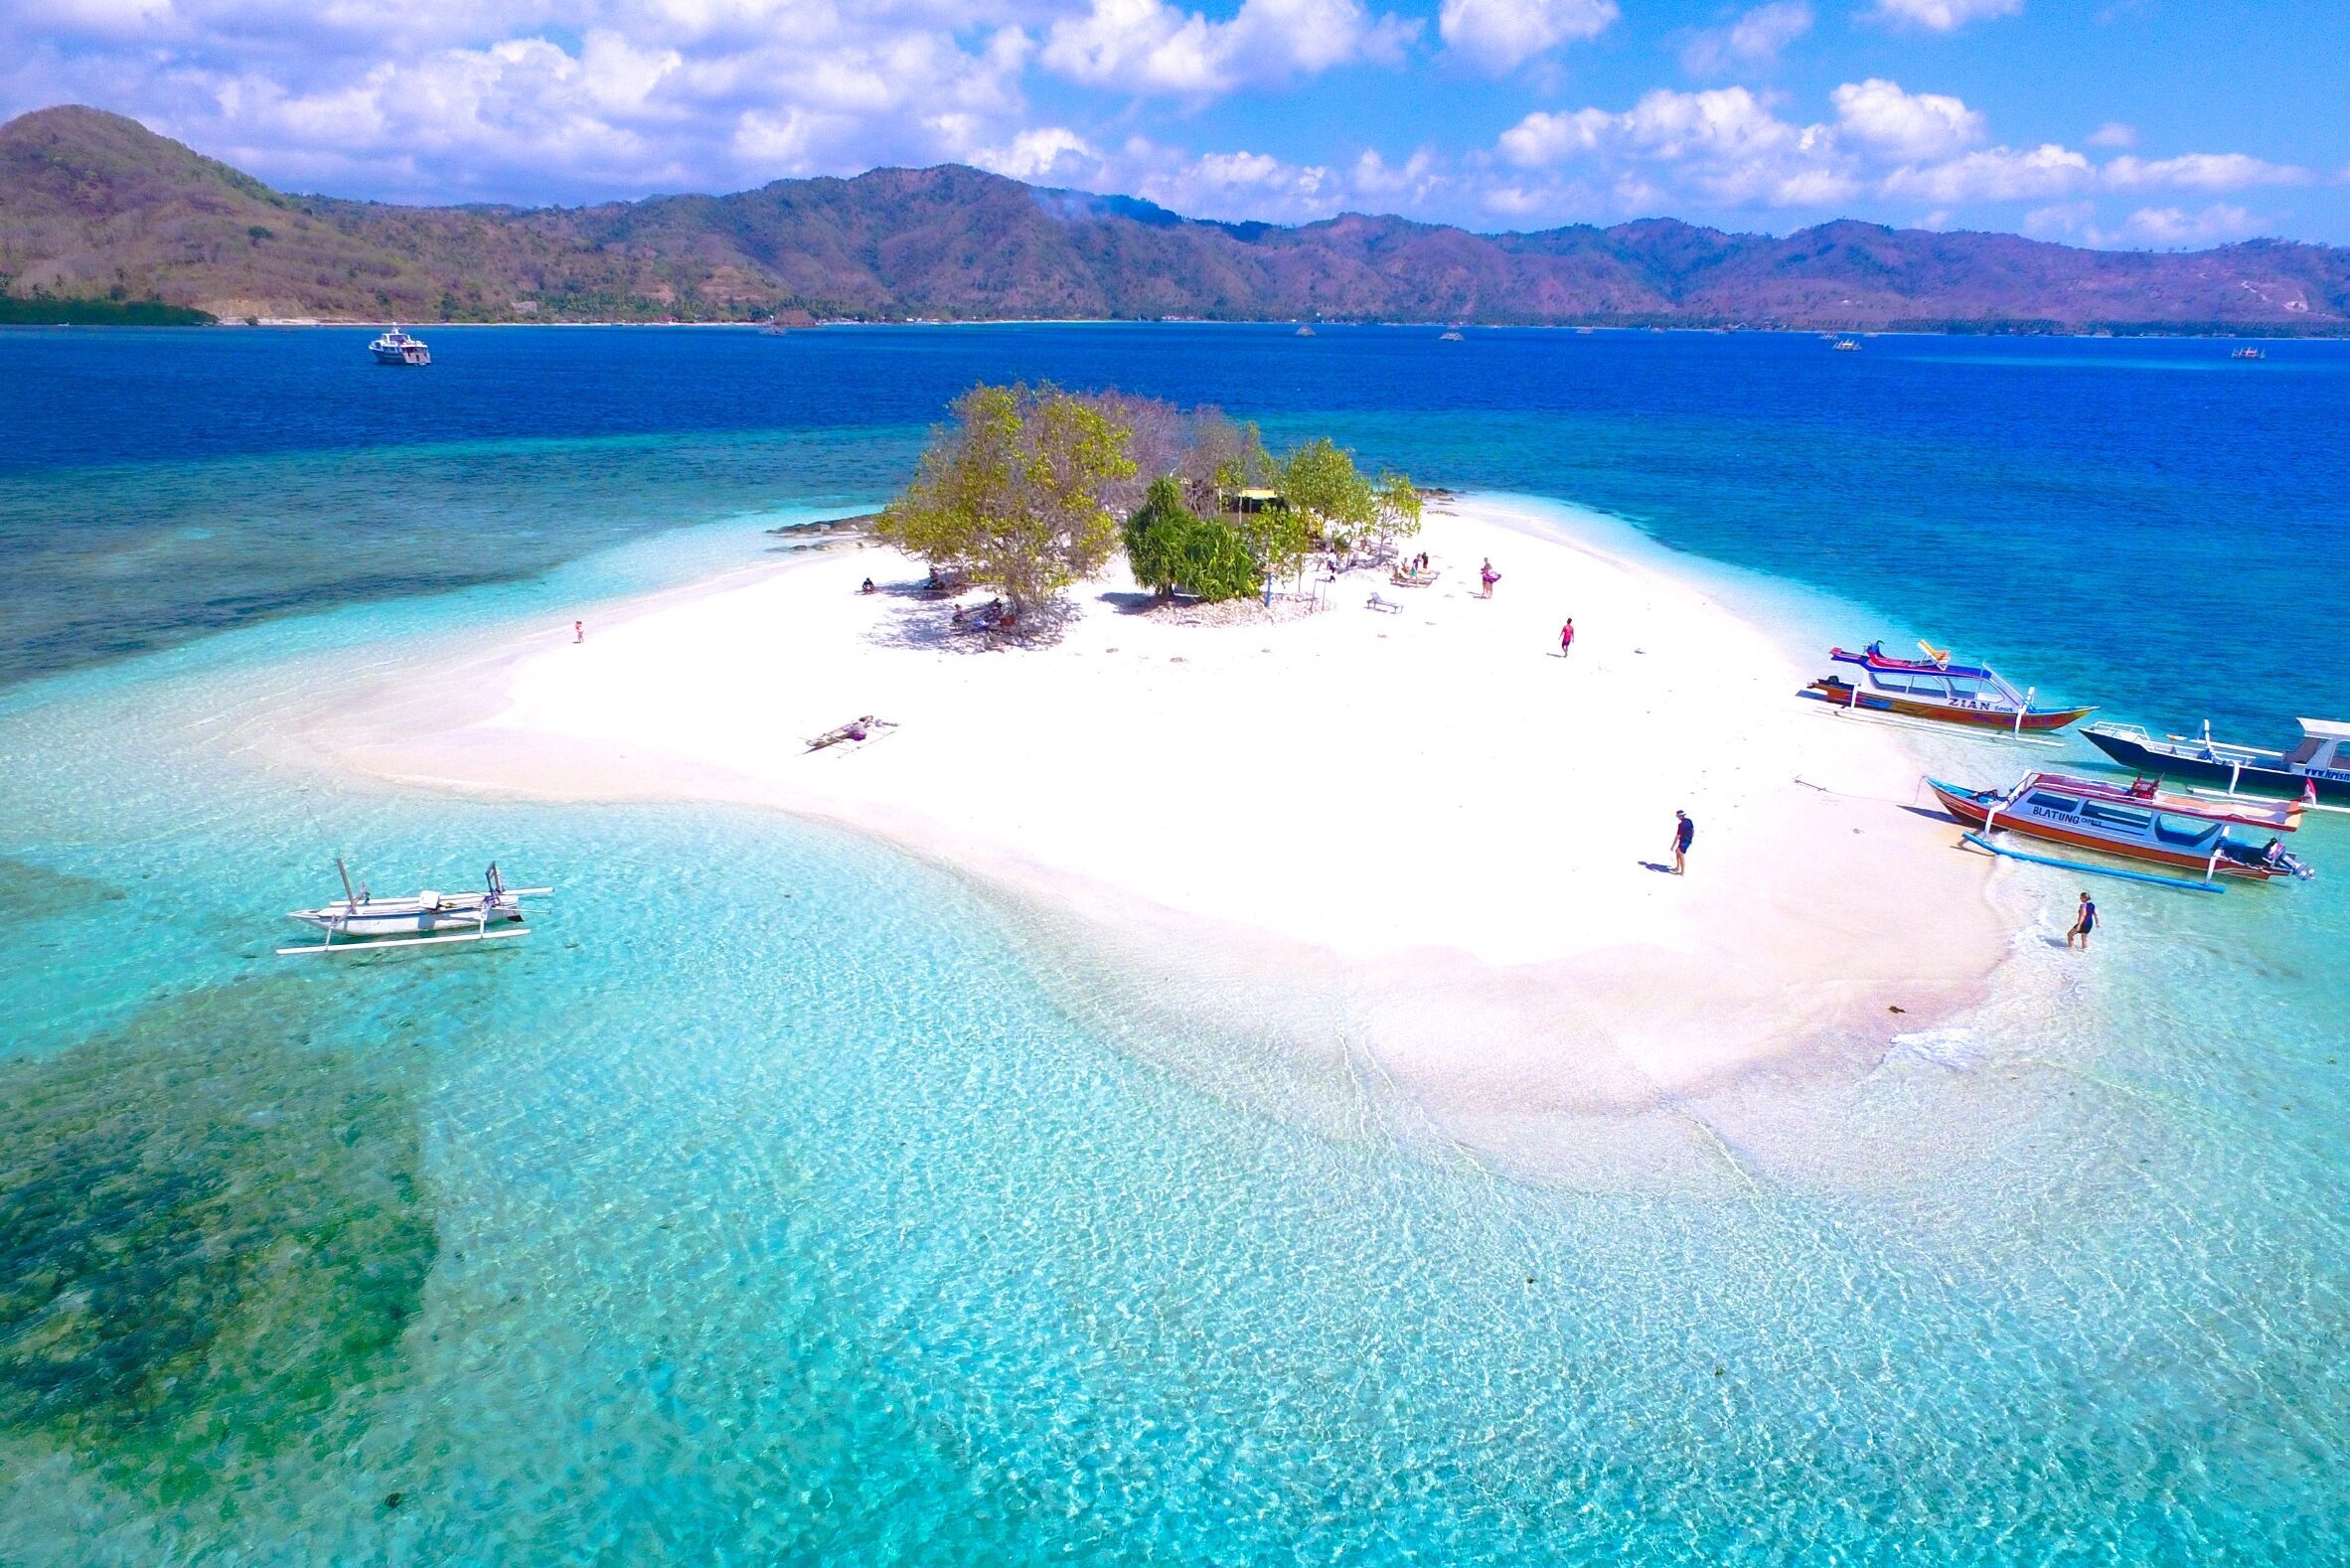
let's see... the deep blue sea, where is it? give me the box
[2,324,2347,1563]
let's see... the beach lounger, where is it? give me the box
[1389,569,1439,587]
[1365,592,1401,614]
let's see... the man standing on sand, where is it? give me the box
[573,620,583,644]
[2067,890,2098,949]
[1559,618,1575,659]
[1670,809,1694,875]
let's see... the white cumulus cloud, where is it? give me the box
[974,126,1100,182]
[1439,0,1618,75]
[1870,0,2020,31]
[2112,204,2257,244]
[1351,147,1443,204]
[2086,120,2135,148]
[2103,153,2310,192]
[1497,86,1852,208]
[1881,144,2091,204]
[1130,144,1341,220]
[1830,78,1983,161]
[1680,1,1811,78]
[1040,0,1415,96]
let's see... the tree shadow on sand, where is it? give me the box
[862,585,1078,654]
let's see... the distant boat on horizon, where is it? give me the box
[1295,323,1316,337]
[369,325,430,366]
[1439,328,1464,341]
[2232,346,2266,360]
[1832,338,1860,352]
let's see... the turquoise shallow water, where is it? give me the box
[2,328,2347,1562]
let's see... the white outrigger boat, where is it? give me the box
[278,861,550,955]
[1927,770,2314,891]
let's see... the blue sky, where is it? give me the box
[7,0,2345,244]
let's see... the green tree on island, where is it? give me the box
[876,382,1137,616]
[1124,477,1261,602]
[1275,436,1386,560]
[1371,470,1424,555]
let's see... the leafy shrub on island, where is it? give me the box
[877,382,1424,618]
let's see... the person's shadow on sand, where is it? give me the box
[1638,860,1675,874]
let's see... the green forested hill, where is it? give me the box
[4,104,2345,331]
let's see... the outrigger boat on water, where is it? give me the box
[2083,717,2350,806]
[1805,641,2094,734]
[278,861,551,955]
[1927,770,2314,887]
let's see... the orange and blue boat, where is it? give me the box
[1927,770,2314,885]
[1805,640,2094,733]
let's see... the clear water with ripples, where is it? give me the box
[2,325,2345,1562]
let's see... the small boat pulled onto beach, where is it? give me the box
[2083,717,2350,805]
[279,860,549,954]
[370,325,431,366]
[1805,640,2093,733]
[1928,770,2314,885]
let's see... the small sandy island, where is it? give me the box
[305,495,2009,1181]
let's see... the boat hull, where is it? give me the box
[291,901,524,937]
[1807,679,2093,732]
[2082,729,2350,803]
[1926,780,2284,880]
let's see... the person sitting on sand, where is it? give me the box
[861,577,876,594]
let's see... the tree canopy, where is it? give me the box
[875,383,1136,614]
[1124,477,1261,602]
[1370,471,1424,553]
[1280,437,1376,544]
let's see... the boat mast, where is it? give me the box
[336,856,359,909]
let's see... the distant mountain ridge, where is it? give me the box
[3,104,2346,332]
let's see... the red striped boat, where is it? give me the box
[1805,641,2094,732]
[1927,771,2314,883]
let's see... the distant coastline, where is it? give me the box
[11,314,2340,340]
[8,103,2346,336]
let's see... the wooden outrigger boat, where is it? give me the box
[1927,770,2315,886]
[2083,717,2350,806]
[1805,641,2094,733]
[278,861,551,955]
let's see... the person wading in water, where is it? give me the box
[2067,890,2098,949]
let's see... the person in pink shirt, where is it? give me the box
[1558,618,1575,658]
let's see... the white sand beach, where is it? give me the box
[305,495,2009,1173]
